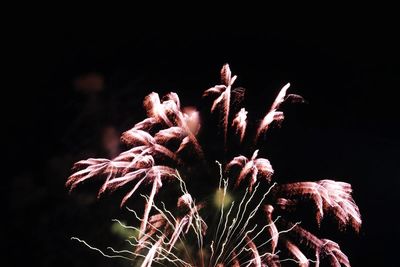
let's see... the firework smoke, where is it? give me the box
[67,64,361,266]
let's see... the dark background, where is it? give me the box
[6,20,400,266]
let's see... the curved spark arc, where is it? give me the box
[72,236,190,267]
[139,194,193,254]
[213,199,236,265]
[209,161,228,265]
[223,217,281,266]
[174,172,206,265]
[212,182,277,265]
[126,204,195,266]
[71,237,135,261]
[219,184,278,266]
[215,187,250,263]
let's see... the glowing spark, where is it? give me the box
[256,83,290,141]
[232,108,248,143]
[226,150,274,191]
[203,64,237,147]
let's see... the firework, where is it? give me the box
[67,64,361,266]
[232,108,247,143]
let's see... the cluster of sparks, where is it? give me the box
[67,64,361,266]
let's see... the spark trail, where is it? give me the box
[67,64,361,266]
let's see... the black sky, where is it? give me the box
[7,19,400,266]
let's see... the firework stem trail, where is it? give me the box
[224,217,280,265]
[221,182,261,250]
[112,219,171,247]
[223,85,231,149]
[175,172,204,246]
[174,171,206,266]
[127,206,173,234]
[231,220,280,265]
[215,224,258,266]
[210,161,229,266]
[216,187,249,262]
[71,237,135,261]
[215,200,236,253]
[220,183,276,265]
[279,257,318,265]
[120,211,178,252]
[255,222,302,252]
[244,236,262,267]
[215,182,258,263]
[211,162,228,259]
[212,183,259,266]
[139,172,161,239]
[218,184,274,263]
[127,205,186,251]
[235,183,277,240]
[141,237,164,267]
[215,179,231,248]
[161,202,179,225]
[241,251,279,267]
[128,200,198,266]
[107,245,187,267]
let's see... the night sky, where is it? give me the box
[7,19,400,266]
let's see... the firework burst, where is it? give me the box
[67,64,361,266]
